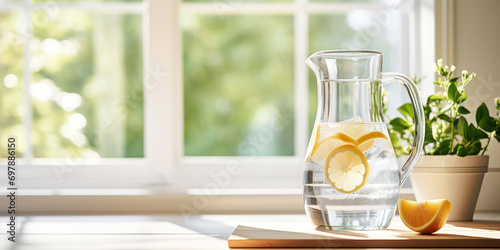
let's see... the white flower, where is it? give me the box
[450,65,456,72]
[437,59,443,68]
[431,124,439,140]
[462,70,469,81]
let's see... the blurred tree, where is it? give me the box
[0,11,143,158]
[0,13,25,158]
[182,14,295,156]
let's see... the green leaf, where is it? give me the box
[458,106,471,114]
[479,116,496,132]
[452,143,460,154]
[437,114,451,122]
[447,83,459,103]
[444,124,452,134]
[390,124,405,133]
[390,118,412,131]
[457,92,467,104]
[389,129,400,143]
[424,122,436,144]
[470,124,489,139]
[476,103,489,125]
[456,144,467,157]
[427,94,444,104]
[388,130,405,156]
[424,106,431,120]
[457,116,468,138]
[447,83,467,104]
[397,103,414,119]
[433,140,451,155]
[466,141,482,155]
[449,77,459,83]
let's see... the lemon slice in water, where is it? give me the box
[304,125,321,163]
[324,144,369,193]
[356,131,388,152]
[311,133,358,165]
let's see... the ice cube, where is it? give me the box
[364,140,388,160]
[340,116,364,123]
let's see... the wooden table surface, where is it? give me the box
[1,212,499,250]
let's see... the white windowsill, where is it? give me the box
[4,188,416,215]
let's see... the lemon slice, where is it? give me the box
[337,116,366,140]
[311,133,358,165]
[356,131,388,152]
[398,199,452,234]
[304,125,321,162]
[324,144,369,193]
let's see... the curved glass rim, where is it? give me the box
[309,50,382,59]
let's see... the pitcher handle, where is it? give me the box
[382,73,425,187]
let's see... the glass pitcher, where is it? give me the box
[303,50,424,230]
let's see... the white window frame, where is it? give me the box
[1,0,163,189]
[1,0,435,192]
[169,0,436,189]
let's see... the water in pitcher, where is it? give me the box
[303,117,400,230]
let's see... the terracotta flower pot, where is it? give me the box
[410,155,489,221]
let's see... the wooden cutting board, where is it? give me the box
[228,219,500,248]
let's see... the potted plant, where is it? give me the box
[387,59,500,221]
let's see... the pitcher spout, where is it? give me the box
[305,50,383,81]
[305,51,325,81]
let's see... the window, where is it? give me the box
[1,3,144,159]
[0,0,434,190]
[176,0,435,188]
[1,0,151,188]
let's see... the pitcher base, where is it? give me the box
[305,206,395,231]
[316,225,387,231]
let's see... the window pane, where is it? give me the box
[0,13,25,158]
[32,11,144,158]
[182,14,294,156]
[308,12,405,130]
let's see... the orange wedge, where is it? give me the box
[398,199,452,234]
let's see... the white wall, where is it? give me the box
[438,0,500,211]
